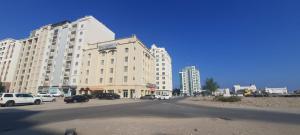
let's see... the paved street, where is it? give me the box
[1,97,300,135]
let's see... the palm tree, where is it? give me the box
[203,78,219,95]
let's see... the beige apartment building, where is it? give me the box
[11,16,115,95]
[78,35,156,98]
[0,39,22,91]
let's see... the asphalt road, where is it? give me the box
[0,97,300,134]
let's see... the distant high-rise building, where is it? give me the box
[179,66,201,95]
[11,16,115,95]
[150,44,173,96]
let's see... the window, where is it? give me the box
[85,78,88,83]
[125,56,128,62]
[88,61,90,66]
[81,24,84,28]
[162,72,165,75]
[162,63,165,66]
[86,70,89,75]
[162,81,165,84]
[100,69,104,74]
[133,77,135,80]
[162,86,166,89]
[156,68,159,71]
[111,59,114,64]
[101,60,104,65]
[77,54,80,58]
[75,62,78,66]
[156,72,159,75]
[4,94,13,97]
[124,76,128,82]
[162,77,165,80]
[124,66,128,72]
[109,77,113,83]
[110,68,113,73]
[80,31,83,35]
[100,78,103,83]
[79,39,82,42]
[156,77,159,80]
[74,70,77,74]
[162,58,165,61]
[125,48,129,53]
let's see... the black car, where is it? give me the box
[140,95,155,100]
[97,93,120,100]
[64,95,89,103]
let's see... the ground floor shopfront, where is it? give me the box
[78,85,155,98]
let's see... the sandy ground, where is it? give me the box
[0,98,142,111]
[179,96,300,114]
[4,117,300,135]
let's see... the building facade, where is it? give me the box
[150,44,172,96]
[0,39,22,91]
[78,35,156,98]
[179,66,201,96]
[11,16,115,95]
[265,87,288,94]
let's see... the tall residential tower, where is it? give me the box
[150,44,173,96]
[179,66,201,96]
[11,16,115,95]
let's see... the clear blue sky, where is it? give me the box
[1,0,299,90]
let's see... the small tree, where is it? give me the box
[0,81,5,93]
[203,78,219,95]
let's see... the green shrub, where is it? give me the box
[214,96,241,102]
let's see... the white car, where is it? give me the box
[37,94,56,102]
[0,93,42,107]
[159,95,170,100]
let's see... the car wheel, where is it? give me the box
[6,101,15,107]
[52,99,56,102]
[34,100,41,105]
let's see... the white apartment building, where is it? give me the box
[78,35,156,98]
[11,16,115,95]
[0,39,22,91]
[150,44,173,96]
[179,66,201,96]
[233,84,257,93]
[265,87,288,94]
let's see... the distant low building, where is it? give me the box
[215,88,230,96]
[264,87,288,94]
[233,84,257,93]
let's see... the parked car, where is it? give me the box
[140,95,155,100]
[64,95,89,103]
[97,93,120,100]
[37,94,56,102]
[0,93,42,107]
[159,95,170,100]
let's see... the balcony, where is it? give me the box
[65,64,71,69]
[66,56,72,61]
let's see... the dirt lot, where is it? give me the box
[0,98,142,111]
[180,96,300,114]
